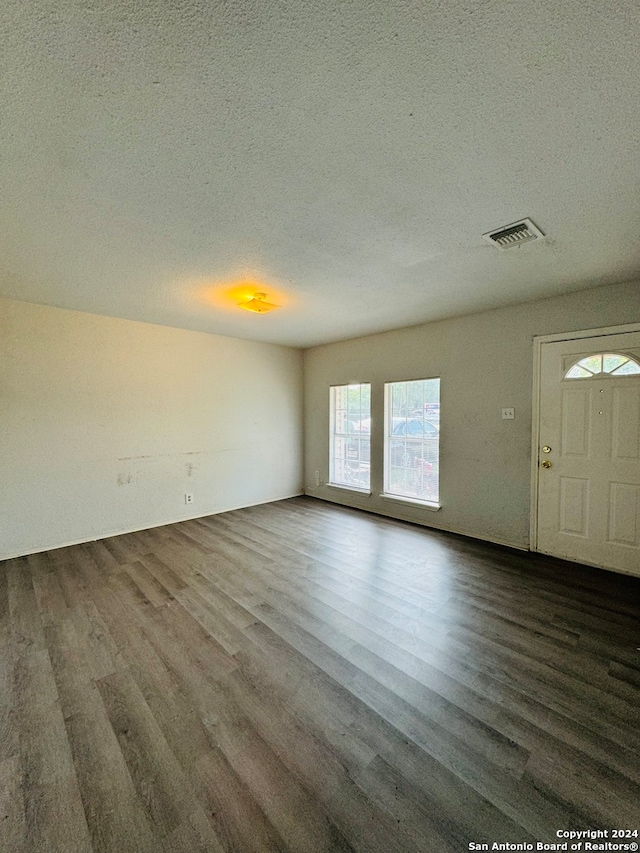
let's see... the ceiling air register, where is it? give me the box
[482,218,544,249]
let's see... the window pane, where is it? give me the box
[565,353,640,379]
[603,354,628,373]
[385,378,440,503]
[612,359,640,375]
[580,355,602,373]
[565,365,592,379]
[330,384,370,490]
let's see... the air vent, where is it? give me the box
[483,218,544,250]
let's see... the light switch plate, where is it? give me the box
[502,407,515,420]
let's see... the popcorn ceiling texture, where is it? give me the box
[1,0,639,346]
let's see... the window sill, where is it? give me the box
[327,483,372,496]
[380,493,441,511]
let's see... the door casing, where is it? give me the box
[530,322,640,566]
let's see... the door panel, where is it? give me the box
[612,388,640,459]
[558,477,589,536]
[561,388,591,457]
[536,331,640,576]
[608,482,639,546]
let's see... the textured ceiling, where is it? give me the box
[1,0,639,347]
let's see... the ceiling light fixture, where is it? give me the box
[239,292,281,314]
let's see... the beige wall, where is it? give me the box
[303,279,640,549]
[0,298,303,559]
[3,279,639,560]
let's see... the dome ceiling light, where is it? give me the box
[238,292,281,314]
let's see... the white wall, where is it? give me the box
[304,279,640,549]
[0,298,303,559]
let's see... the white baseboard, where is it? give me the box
[306,489,529,552]
[1,491,303,561]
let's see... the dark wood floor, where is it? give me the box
[1,497,639,852]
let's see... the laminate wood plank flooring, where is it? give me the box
[2,496,639,852]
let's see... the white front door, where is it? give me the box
[536,331,640,576]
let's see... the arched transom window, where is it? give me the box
[564,353,640,379]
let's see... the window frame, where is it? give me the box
[382,377,441,509]
[328,383,372,494]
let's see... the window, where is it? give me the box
[384,378,440,504]
[565,353,640,379]
[329,384,371,491]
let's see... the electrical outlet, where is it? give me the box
[314,470,320,487]
[184,493,193,504]
[501,407,515,420]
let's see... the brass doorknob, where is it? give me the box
[541,460,552,469]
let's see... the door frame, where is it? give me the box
[530,321,640,555]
